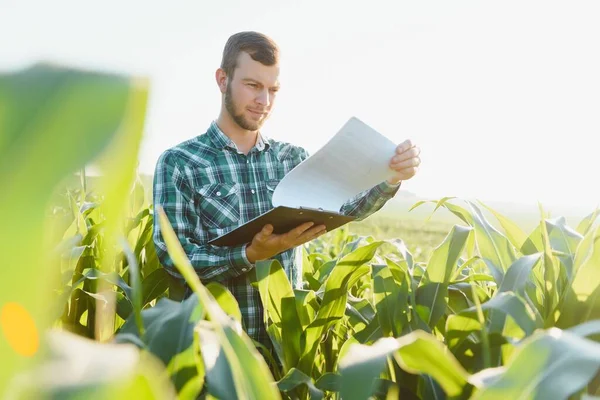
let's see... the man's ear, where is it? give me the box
[215,68,228,94]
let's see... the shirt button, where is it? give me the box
[241,267,248,272]
[216,191,221,196]
[246,160,249,164]
[251,189,255,194]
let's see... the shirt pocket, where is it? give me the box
[265,179,281,192]
[264,179,281,205]
[196,183,240,229]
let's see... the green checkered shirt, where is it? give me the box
[152,121,400,345]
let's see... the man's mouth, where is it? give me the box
[248,109,266,117]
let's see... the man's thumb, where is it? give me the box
[262,224,273,235]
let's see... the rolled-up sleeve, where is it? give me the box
[339,180,401,221]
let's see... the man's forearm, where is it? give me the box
[339,180,401,221]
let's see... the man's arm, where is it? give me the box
[339,180,401,221]
[295,146,400,222]
[152,151,253,282]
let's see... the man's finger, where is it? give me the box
[391,146,420,163]
[395,139,414,154]
[314,228,327,239]
[391,166,419,177]
[290,221,315,238]
[390,156,421,170]
[255,224,274,242]
[298,225,327,243]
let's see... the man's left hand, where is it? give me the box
[387,139,421,185]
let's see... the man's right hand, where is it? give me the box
[245,222,327,263]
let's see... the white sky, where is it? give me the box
[1,0,599,212]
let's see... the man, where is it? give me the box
[152,31,421,348]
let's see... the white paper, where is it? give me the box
[272,117,399,212]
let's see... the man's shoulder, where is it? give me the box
[266,138,309,161]
[157,133,216,168]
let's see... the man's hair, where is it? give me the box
[220,31,279,79]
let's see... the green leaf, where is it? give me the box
[409,197,459,222]
[415,282,448,329]
[372,263,407,337]
[569,226,600,323]
[451,273,496,284]
[126,208,151,235]
[498,253,542,295]
[298,241,384,375]
[425,225,472,285]
[293,289,318,330]
[134,216,155,264]
[0,64,147,389]
[339,331,470,399]
[353,318,383,344]
[116,291,133,320]
[10,330,175,399]
[130,174,146,214]
[78,268,133,301]
[479,201,528,250]
[205,282,242,323]
[277,368,324,400]
[445,313,482,350]
[314,372,341,392]
[157,207,280,400]
[312,259,337,287]
[451,255,481,282]
[539,214,561,322]
[466,201,517,274]
[387,238,415,272]
[121,238,144,338]
[60,244,88,274]
[570,226,600,300]
[141,268,169,306]
[339,337,400,400]
[393,331,470,397]
[115,294,203,367]
[168,316,205,398]
[471,328,600,400]
[255,259,303,370]
[412,198,473,225]
[576,207,600,236]
[567,320,600,338]
[419,376,445,400]
[462,292,539,337]
[546,217,583,281]
[345,294,376,329]
[195,321,237,400]
[521,224,544,255]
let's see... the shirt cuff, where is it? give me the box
[227,243,255,274]
[375,180,402,197]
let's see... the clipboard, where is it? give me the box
[207,117,399,247]
[208,206,356,247]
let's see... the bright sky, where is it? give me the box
[2,0,599,212]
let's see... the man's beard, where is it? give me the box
[224,84,268,131]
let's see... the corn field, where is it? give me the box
[2,64,600,400]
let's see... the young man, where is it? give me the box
[152,31,421,347]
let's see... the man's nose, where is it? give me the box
[255,89,270,107]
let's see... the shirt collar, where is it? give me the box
[208,121,271,153]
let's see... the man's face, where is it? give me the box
[224,51,280,131]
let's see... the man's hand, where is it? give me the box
[387,139,421,185]
[246,222,327,263]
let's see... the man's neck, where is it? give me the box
[216,111,258,155]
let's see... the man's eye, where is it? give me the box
[248,83,257,88]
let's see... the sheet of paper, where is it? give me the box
[272,117,400,212]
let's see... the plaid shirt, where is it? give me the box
[152,121,400,345]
